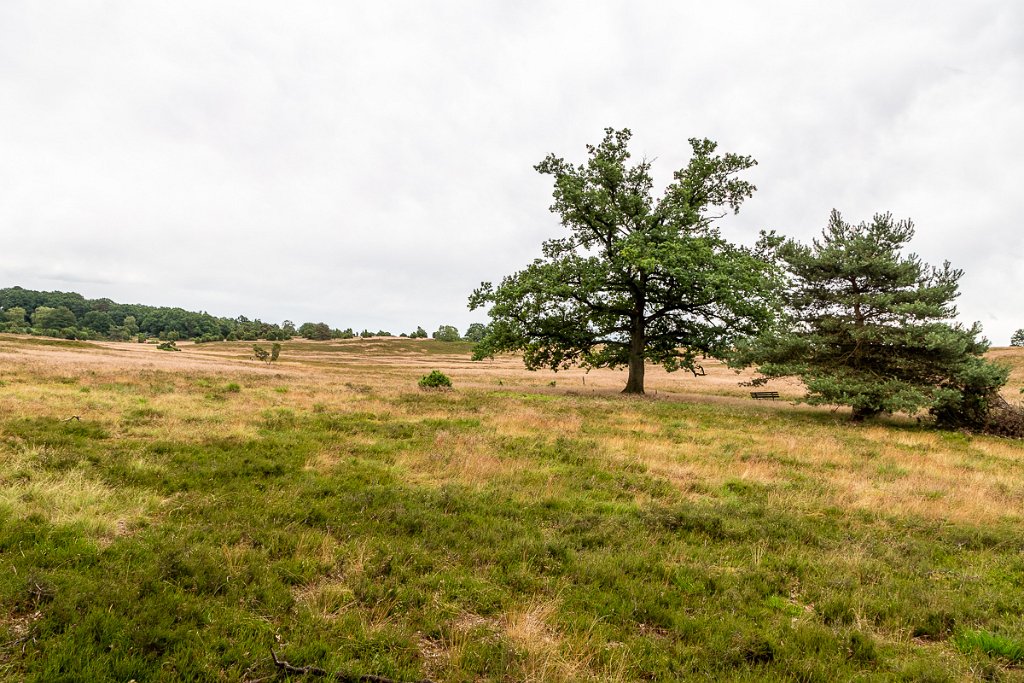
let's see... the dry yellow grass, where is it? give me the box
[2,335,1023,533]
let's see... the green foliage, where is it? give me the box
[463,322,488,342]
[469,128,782,394]
[733,211,1007,421]
[3,306,27,324]
[80,310,113,334]
[252,345,270,362]
[1011,329,1024,347]
[955,630,1024,664]
[4,395,1024,680]
[417,370,453,389]
[431,324,460,342]
[3,366,1024,679]
[0,286,290,342]
[156,340,179,352]
[270,342,281,362]
[930,357,1015,433]
[32,305,77,330]
[298,322,332,340]
[409,326,428,339]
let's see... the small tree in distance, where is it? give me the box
[464,322,488,342]
[299,322,332,341]
[252,345,270,362]
[3,306,27,324]
[1011,329,1024,347]
[432,325,461,342]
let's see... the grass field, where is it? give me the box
[1,334,1023,682]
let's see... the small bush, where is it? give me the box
[847,631,877,664]
[156,341,180,352]
[418,370,452,390]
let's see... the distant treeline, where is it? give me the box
[0,286,485,343]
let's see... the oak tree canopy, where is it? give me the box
[470,128,781,394]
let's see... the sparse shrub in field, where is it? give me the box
[819,597,855,626]
[252,345,270,362]
[224,382,241,393]
[729,633,775,665]
[261,407,297,429]
[912,611,956,640]
[418,370,452,389]
[1012,329,1024,347]
[156,341,179,352]
[270,342,281,362]
[123,406,163,426]
[847,631,878,664]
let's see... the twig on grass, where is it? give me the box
[270,649,435,683]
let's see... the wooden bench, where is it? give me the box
[750,391,779,401]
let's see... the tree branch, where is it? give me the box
[270,649,434,683]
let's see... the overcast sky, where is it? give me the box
[1,2,1022,342]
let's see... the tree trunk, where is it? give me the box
[851,405,881,421]
[622,327,646,394]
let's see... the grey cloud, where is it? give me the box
[1,1,1022,341]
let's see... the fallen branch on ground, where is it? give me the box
[270,649,435,683]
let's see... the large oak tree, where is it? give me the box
[469,128,782,394]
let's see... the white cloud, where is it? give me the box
[1,1,1021,341]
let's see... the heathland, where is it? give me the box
[1,335,1023,681]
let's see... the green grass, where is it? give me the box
[2,340,1024,680]
[0,336,100,349]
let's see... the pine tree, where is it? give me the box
[733,210,1007,421]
